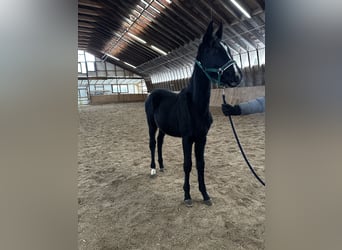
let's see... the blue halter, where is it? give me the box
[195,59,237,86]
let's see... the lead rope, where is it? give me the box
[222,88,266,186]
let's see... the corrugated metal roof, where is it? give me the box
[78,0,265,76]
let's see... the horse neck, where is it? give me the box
[187,64,211,113]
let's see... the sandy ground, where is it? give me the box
[78,102,265,250]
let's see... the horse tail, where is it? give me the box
[145,93,153,114]
[145,90,163,116]
[145,92,157,128]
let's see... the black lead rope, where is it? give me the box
[222,92,266,186]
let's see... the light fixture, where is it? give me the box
[149,5,160,14]
[141,14,153,22]
[144,9,156,18]
[127,32,147,44]
[165,0,172,4]
[151,45,168,56]
[124,61,137,68]
[106,53,120,61]
[136,4,144,11]
[141,0,148,7]
[155,0,165,9]
[230,0,251,19]
[125,18,133,25]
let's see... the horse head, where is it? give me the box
[196,21,242,87]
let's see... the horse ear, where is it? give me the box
[202,21,214,44]
[215,22,223,40]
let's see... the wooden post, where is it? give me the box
[83,51,91,103]
[256,48,260,69]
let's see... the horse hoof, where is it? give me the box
[184,199,193,207]
[150,169,157,176]
[160,168,164,172]
[203,199,212,206]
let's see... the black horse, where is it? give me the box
[145,21,242,206]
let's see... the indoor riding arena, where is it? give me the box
[78,1,265,249]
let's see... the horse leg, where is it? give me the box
[148,124,157,176]
[195,136,212,205]
[157,130,165,171]
[182,136,193,206]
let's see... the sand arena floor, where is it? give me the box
[78,102,265,250]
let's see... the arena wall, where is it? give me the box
[210,86,265,107]
[89,86,264,107]
[90,94,148,105]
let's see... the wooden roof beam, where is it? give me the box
[78,8,101,16]
[78,37,91,42]
[217,0,241,20]
[242,20,265,44]
[252,0,265,10]
[158,1,202,37]
[78,33,92,38]
[78,15,97,22]
[171,0,207,31]
[79,0,103,9]
[79,28,95,33]
[78,22,96,29]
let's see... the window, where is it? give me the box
[104,85,111,93]
[78,54,85,62]
[78,63,82,73]
[240,52,249,68]
[112,85,119,93]
[81,63,87,73]
[116,67,124,77]
[248,50,258,67]
[79,89,87,98]
[85,52,95,62]
[106,63,114,70]
[187,66,193,77]
[87,62,95,71]
[120,85,128,93]
[233,54,242,68]
[258,48,265,65]
[128,85,135,93]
